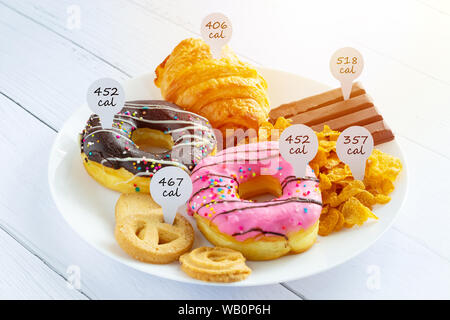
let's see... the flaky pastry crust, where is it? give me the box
[155,38,270,138]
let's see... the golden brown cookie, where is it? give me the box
[115,193,194,264]
[179,247,251,283]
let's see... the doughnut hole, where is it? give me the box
[238,176,282,201]
[131,128,174,153]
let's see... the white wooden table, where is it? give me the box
[1,0,449,300]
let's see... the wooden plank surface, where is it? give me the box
[0,0,449,299]
[0,226,87,300]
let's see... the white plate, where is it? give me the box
[48,68,408,286]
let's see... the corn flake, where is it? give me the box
[319,208,340,236]
[342,197,378,226]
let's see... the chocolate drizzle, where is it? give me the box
[232,228,288,240]
[192,173,240,186]
[281,175,319,190]
[195,197,322,214]
[190,154,280,174]
[210,197,323,221]
[190,147,279,175]
[80,100,216,176]
[190,184,233,200]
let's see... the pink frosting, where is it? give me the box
[188,141,322,241]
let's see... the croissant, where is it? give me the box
[154,38,269,140]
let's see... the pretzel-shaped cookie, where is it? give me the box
[115,193,194,264]
[179,247,251,282]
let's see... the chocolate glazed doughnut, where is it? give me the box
[80,100,216,193]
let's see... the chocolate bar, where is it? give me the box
[269,82,366,120]
[365,120,395,145]
[269,82,394,145]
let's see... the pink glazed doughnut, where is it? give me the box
[188,141,323,260]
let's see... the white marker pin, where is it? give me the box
[201,13,232,59]
[150,166,193,224]
[86,78,125,129]
[279,124,319,178]
[336,126,374,181]
[330,47,364,100]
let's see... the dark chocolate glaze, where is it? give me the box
[80,100,216,176]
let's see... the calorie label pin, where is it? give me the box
[336,126,374,181]
[201,13,232,59]
[150,166,193,224]
[279,124,319,178]
[86,78,125,129]
[330,47,364,100]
